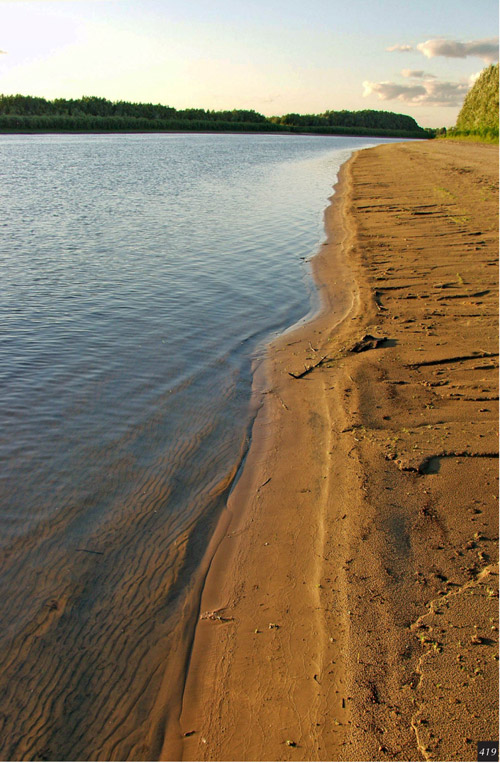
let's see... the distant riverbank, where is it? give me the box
[0,94,431,138]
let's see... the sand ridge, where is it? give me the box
[166,141,498,762]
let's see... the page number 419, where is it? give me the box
[478,743,499,762]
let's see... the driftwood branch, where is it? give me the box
[288,356,328,379]
[349,334,388,353]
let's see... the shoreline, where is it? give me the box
[161,153,361,762]
[165,140,498,761]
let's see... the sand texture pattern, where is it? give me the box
[170,141,499,762]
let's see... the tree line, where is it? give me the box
[0,94,429,138]
[270,109,421,131]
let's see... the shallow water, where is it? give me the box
[0,132,396,759]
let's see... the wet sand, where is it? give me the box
[168,141,499,762]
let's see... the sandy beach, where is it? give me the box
[164,140,499,762]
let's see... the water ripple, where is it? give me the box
[0,132,398,759]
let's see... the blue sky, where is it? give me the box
[0,0,498,126]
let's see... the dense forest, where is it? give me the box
[455,64,499,137]
[0,94,429,138]
[269,109,421,131]
[443,64,499,142]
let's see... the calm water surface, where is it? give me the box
[0,133,395,759]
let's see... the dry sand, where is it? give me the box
[164,140,499,762]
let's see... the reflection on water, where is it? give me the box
[0,132,395,759]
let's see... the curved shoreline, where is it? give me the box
[162,152,366,760]
[164,140,498,761]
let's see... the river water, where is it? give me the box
[0,132,395,760]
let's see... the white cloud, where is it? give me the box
[387,37,498,64]
[422,80,470,105]
[363,81,426,100]
[386,44,413,53]
[416,37,498,63]
[401,69,436,79]
[468,71,481,86]
[363,78,469,107]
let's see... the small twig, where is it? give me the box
[76,548,104,555]
[200,608,233,622]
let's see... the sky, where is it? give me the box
[0,0,498,127]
